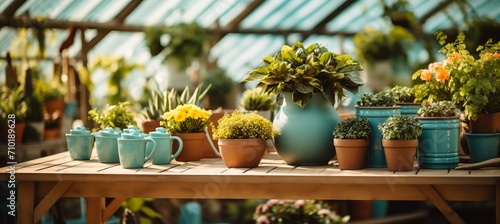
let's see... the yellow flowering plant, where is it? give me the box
[212,110,278,140]
[160,104,212,133]
[412,32,500,120]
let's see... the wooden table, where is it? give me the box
[1,151,498,224]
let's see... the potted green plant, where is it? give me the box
[161,104,212,162]
[209,110,277,168]
[355,92,400,168]
[0,86,27,144]
[415,101,460,169]
[88,101,137,131]
[353,26,415,92]
[203,67,235,109]
[378,115,422,171]
[333,117,372,170]
[242,42,364,166]
[385,85,421,117]
[240,87,274,120]
[381,0,417,30]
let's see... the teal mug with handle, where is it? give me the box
[66,126,94,160]
[118,130,156,168]
[148,127,183,165]
[94,127,122,163]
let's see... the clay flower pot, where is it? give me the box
[218,138,266,168]
[333,139,369,170]
[382,139,418,172]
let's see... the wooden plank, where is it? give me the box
[321,166,342,175]
[17,156,75,172]
[417,185,465,224]
[182,164,229,174]
[447,169,470,176]
[58,159,113,173]
[103,198,127,222]
[18,181,34,224]
[243,165,278,174]
[136,164,180,173]
[470,169,500,176]
[37,160,86,173]
[2,152,68,170]
[417,169,450,175]
[222,167,251,174]
[34,181,73,222]
[98,164,142,174]
[86,197,105,224]
[289,166,327,174]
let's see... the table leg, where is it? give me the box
[86,197,105,224]
[417,185,465,224]
[103,198,127,221]
[496,182,500,224]
[18,181,35,224]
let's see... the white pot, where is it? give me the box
[164,58,191,90]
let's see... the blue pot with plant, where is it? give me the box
[242,42,364,166]
[355,92,400,168]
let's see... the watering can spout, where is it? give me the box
[204,128,221,157]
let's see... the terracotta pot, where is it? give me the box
[382,139,418,172]
[45,99,65,115]
[140,120,161,133]
[218,138,266,168]
[333,139,369,170]
[173,132,205,162]
[44,128,61,140]
[460,112,500,155]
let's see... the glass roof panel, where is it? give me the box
[0,0,14,12]
[218,0,252,27]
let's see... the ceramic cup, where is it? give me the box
[94,127,122,163]
[65,126,94,160]
[148,127,183,165]
[118,130,156,169]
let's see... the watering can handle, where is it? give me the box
[204,128,221,157]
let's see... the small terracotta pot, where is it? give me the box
[333,139,369,170]
[382,139,418,172]
[218,138,266,168]
[174,132,205,162]
[140,120,161,133]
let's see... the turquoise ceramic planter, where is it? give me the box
[273,92,341,166]
[465,133,500,163]
[417,117,460,169]
[355,106,400,168]
[397,103,421,117]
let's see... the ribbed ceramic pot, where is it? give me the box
[355,106,401,168]
[417,117,460,169]
[273,92,341,166]
[465,132,500,163]
[397,103,421,117]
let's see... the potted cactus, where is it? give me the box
[333,117,372,170]
[378,115,422,171]
[240,87,274,120]
[355,92,400,168]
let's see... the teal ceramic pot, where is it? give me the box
[465,132,500,163]
[94,127,122,163]
[397,103,421,117]
[273,92,341,166]
[65,126,94,160]
[148,127,183,165]
[355,106,401,168]
[417,117,460,169]
[118,130,156,169]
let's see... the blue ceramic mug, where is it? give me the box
[148,127,183,165]
[94,127,122,163]
[66,126,94,160]
[118,130,156,168]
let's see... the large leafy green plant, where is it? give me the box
[242,42,364,108]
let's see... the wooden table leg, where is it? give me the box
[418,185,465,224]
[496,182,500,224]
[86,197,105,224]
[103,198,127,221]
[18,181,35,224]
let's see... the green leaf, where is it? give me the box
[291,91,312,108]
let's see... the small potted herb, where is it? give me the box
[88,101,137,131]
[378,115,422,171]
[386,85,421,117]
[333,117,372,170]
[211,110,278,168]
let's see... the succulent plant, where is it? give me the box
[378,115,422,140]
[417,101,459,117]
[356,92,396,107]
[240,87,274,111]
[333,117,372,139]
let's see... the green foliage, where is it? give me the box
[241,42,364,108]
[356,92,396,107]
[204,67,234,108]
[25,95,44,122]
[0,86,27,122]
[141,83,211,120]
[333,117,372,139]
[378,115,422,140]
[385,85,416,103]
[212,110,277,140]
[88,102,137,130]
[254,200,349,224]
[353,26,415,67]
[417,101,459,117]
[240,87,274,111]
[381,0,417,29]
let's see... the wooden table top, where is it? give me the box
[2,151,498,186]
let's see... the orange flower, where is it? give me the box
[435,66,450,83]
[485,53,493,60]
[420,69,432,81]
[494,52,500,59]
[451,52,462,61]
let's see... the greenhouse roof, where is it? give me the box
[1,0,499,96]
